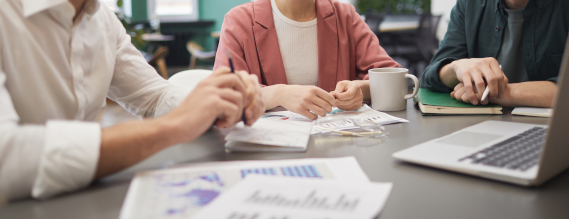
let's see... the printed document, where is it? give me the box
[194,175,393,219]
[120,157,369,219]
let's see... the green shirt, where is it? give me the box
[420,0,569,93]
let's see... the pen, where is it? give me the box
[227,51,248,125]
[481,65,502,102]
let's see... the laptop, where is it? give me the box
[392,37,569,186]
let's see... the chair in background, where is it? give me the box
[364,11,385,37]
[186,41,216,70]
[168,69,213,91]
[148,46,170,79]
[389,12,442,76]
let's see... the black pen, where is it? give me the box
[227,51,248,125]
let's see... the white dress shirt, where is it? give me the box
[0,0,189,202]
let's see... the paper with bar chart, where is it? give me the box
[120,157,368,219]
[194,175,393,219]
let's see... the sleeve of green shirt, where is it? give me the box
[420,0,469,93]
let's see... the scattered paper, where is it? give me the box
[225,118,312,148]
[120,157,369,219]
[512,107,552,118]
[194,175,393,219]
[263,105,408,134]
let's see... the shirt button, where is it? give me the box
[495,26,500,31]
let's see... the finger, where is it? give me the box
[212,66,232,75]
[480,63,499,99]
[334,81,348,93]
[214,100,241,128]
[310,94,334,113]
[306,102,327,117]
[237,71,258,107]
[451,83,463,99]
[480,96,490,105]
[211,74,247,97]
[336,83,359,101]
[461,92,471,104]
[216,88,244,126]
[330,91,338,99]
[462,74,479,105]
[296,108,318,120]
[454,83,464,92]
[312,87,337,107]
[489,62,506,97]
[453,86,466,100]
[337,89,363,110]
[337,99,361,111]
[471,69,486,100]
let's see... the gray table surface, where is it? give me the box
[1,101,568,219]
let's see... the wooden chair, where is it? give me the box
[148,46,170,79]
[186,41,216,70]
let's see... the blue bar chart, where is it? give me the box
[240,165,323,178]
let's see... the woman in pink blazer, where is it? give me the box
[215,0,400,120]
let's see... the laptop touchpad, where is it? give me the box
[436,131,503,148]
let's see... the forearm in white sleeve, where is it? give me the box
[0,73,101,201]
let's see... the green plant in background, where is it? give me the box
[116,0,147,49]
[357,0,431,14]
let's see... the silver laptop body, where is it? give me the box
[392,37,569,186]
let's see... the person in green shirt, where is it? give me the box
[420,0,568,108]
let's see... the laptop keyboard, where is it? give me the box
[459,127,546,171]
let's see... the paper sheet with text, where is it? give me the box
[119,157,369,219]
[194,175,393,219]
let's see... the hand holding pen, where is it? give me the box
[226,51,265,126]
[448,57,508,105]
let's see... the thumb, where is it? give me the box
[334,81,348,93]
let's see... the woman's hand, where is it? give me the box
[275,85,337,120]
[331,80,364,111]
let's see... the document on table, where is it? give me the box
[512,107,552,118]
[224,118,313,152]
[120,157,369,219]
[194,175,393,219]
[263,104,408,134]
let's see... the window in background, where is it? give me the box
[148,0,199,22]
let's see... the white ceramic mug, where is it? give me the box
[368,68,419,111]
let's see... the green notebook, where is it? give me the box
[415,88,503,115]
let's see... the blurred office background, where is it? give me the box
[99,0,458,79]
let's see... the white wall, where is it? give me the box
[431,0,457,41]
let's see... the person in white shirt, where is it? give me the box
[0,0,265,202]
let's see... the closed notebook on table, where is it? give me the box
[414,88,503,115]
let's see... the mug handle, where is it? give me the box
[404,74,419,100]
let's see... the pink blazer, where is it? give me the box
[214,0,401,92]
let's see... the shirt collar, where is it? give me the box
[22,0,100,18]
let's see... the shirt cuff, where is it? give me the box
[32,120,101,199]
[421,57,457,93]
[547,77,558,83]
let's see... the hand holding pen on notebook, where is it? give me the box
[449,58,508,105]
[226,51,265,126]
